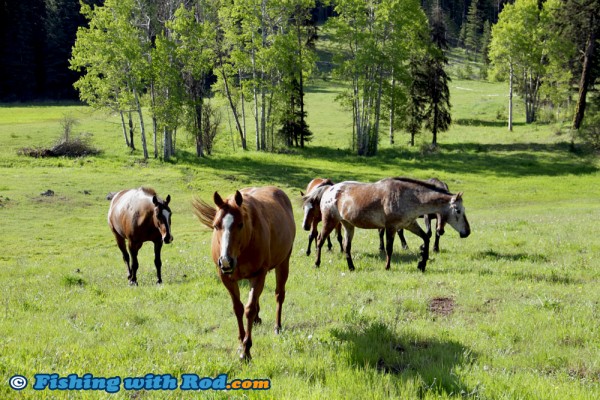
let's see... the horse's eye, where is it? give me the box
[238,223,244,229]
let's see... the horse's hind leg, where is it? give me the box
[397,229,408,250]
[378,228,385,252]
[341,222,356,271]
[405,220,430,272]
[153,240,163,284]
[274,258,289,334]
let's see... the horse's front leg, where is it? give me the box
[315,218,336,268]
[378,228,385,252]
[221,278,245,357]
[405,220,429,272]
[153,240,163,284]
[128,241,142,285]
[241,273,267,361]
[385,227,396,270]
[114,234,131,280]
[341,222,355,271]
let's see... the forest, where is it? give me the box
[1,0,599,156]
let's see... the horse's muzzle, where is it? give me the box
[460,231,470,238]
[163,234,173,244]
[218,256,236,274]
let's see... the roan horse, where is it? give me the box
[107,187,173,285]
[300,178,343,256]
[315,177,470,272]
[192,186,295,361]
[377,177,450,253]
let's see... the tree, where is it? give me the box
[71,0,151,158]
[465,0,482,55]
[490,0,568,130]
[328,0,428,156]
[556,0,600,130]
[423,4,452,147]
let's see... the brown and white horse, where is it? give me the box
[107,187,173,285]
[377,177,450,253]
[192,186,295,361]
[315,177,470,272]
[300,178,343,256]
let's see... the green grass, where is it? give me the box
[1,79,599,399]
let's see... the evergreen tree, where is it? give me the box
[465,0,482,55]
[423,4,452,147]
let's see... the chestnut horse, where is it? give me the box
[377,177,450,253]
[107,187,173,285]
[192,186,295,361]
[315,177,470,272]
[300,178,343,256]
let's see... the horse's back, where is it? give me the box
[306,178,334,193]
[108,187,155,239]
[241,186,295,258]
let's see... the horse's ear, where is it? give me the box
[152,195,159,206]
[165,195,171,205]
[300,190,305,197]
[214,192,225,208]
[234,190,243,207]
[452,192,463,203]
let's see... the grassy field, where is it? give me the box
[1,77,599,399]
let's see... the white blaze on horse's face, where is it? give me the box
[302,202,314,231]
[218,213,237,273]
[446,194,471,238]
[161,209,173,243]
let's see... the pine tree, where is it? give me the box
[465,0,482,55]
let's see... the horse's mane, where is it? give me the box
[302,182,332,204]
[192,197,216,229]
[389,177,451,194]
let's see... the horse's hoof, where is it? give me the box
[402,245,409,250]
[240,352,252,362]
[306,250,311,256]
[156,280,163,285]
[275,326,281,335]
[417,263,426,272]
[254,317,262,325]
[128,281,138,286]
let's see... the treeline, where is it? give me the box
[1,0,598,154]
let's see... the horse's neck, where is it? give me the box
[413,190,452,214]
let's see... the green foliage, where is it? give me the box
[327,0,429,156]
[489,0,574,124]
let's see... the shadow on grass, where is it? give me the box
[454,118,525,128]
[331,320,477,396]
[170,137,597,192]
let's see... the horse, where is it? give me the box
[315,177,470,272]
[107,187,173,285]
[192,186,295,361]
[300,178,343,256]
[377,177,450,253]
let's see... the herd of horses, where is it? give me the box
[107,177,470,361]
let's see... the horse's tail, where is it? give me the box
[192,197,216,229]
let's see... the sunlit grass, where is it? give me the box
[0,79,599,399]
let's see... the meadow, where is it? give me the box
[1,76,599,399]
